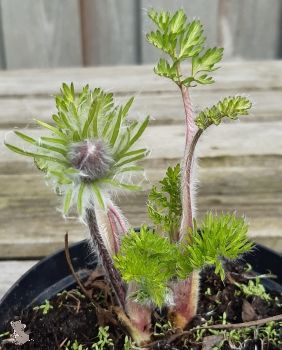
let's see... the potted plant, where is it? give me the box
[1,8,282,350]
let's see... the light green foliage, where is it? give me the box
[123,336,135,350]
[148,164,182,241]
[178,212,254,280]
[205,287,212,296]
[114,213,253,306]
[113,225,178,306]
[235,277,271,302]
[219,312,227,325]
[195,328,206,342]
[259,321,282,345]
[154,321,173,336]
[73,290,86,299]
[193,318,252,349]
[0,331,9,338]
[92,326,114,350]
[146,8,223,87]
[208,327,252,349]
[33,300,53,314]
[207,322,282,348]
[5,83,149,216]
[195,96,252,130]
[66,340,88,350]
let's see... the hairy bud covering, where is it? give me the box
[68,139,113,180]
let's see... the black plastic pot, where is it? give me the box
[0,240,96,331]
[0,241,282,332]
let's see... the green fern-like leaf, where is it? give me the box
[178,212,254,281]
[147,8,223,86]
[148,164,182,241]
[195,96,252,130]
[113,225,178,306]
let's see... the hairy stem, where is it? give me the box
[107,210,120,254]
[86,207,127,310]
[169,270,200,328]
[175,61,196,240]
[126,281,151,342]
[178,84,196,242]
[179,129,203,243]
[108,203,129,235]
[180,85,195,148]
[114,305,151,346]
[173,130,203,327]
[175,62,195,148]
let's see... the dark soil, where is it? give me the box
[1,261,282,350]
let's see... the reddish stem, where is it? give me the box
[178,84,195,241]
[169,270,200,328]
[126,281,151,340]
[180,85,195,149]
[108,203,129,235]
[86,208,127,310]
[179,129,203,243]
[107,210,120,254]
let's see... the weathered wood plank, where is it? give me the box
[80,0,138,66]
[0,0,281,71]
[218,0,282,60]
[0,3,6,70]
[2,122,282,169]
[140,0,219,64]
[1,165,282,258]
[0,62,282,258]
[140,0,282,63]
[0,89,281,128]
[1,121,282,257]
[0,62,281,97]
[1,0,82,69]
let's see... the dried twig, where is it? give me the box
[144,314,282,348]
[67,292,81,313]
[191,314,282,331]
[59,337,68,348]
[64,232,99,308]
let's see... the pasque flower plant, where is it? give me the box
[5,8,254,347]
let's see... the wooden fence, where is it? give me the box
[0,0,281,70]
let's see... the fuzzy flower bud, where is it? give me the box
[68,139,113,181]
[5,84,149,216]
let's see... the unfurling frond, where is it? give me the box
[195,96,252,130]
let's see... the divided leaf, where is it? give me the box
[148,164,182,241]
[147,8,223,86]
[114,225,178,306]
[178,212,254,281]
[195,96,252,130]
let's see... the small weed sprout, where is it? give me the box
[205,287,212,296]
[235,277,271,302]
[153,321,173,337]
[0,331,9,338]
[66,340,88,350]
[74,290,86,299]
[258,321,281,346]
[33,300,53,314]
[92,326,114,350]
[123,336,135,350]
